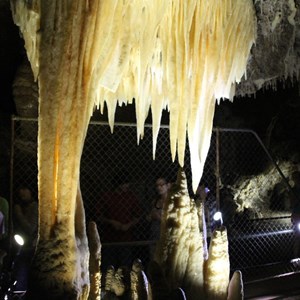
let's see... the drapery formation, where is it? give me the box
[10,0,256,298]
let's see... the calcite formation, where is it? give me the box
[9,0,256,298]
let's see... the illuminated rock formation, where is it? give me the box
[10,0,256,298]
[204,227,230,300]
[152,169,241,300]
[154,169,206,299]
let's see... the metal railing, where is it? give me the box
[10,116,297,281]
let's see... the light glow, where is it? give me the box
[14,234,24,246]
[213,211,223,222]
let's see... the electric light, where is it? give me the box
[213,211,223,222]
[14,234,24,246]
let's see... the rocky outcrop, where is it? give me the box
[236,0,300,96]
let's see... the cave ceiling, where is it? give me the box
[0,0,300,138]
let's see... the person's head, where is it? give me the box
[155,177,171,197]
[18,187,33,204]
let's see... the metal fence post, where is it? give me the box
[215,127,220,212]
[9,115,15,261]
[10,118,298,281]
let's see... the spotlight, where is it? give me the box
[213,211,222,221]
[213,211,223,227]
[14,234,24,246]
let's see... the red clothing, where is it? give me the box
[98,190,141,242]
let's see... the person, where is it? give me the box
[13,187,38,292]
[97,174,141,271]
[147,177,171,258]
[290,171,300,257]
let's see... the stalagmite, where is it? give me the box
[204,227,230,300]
[88,222,102,300]
[184,198,207,300]
[11,0,101,297]
[10,0,256,298]
[104,266,116,294]
[154,169,205,298]
[195,197,209,260]
[227,271,244,300]
[130,259,152,300]
[110,267,129,297]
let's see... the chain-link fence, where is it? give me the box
[10,117,297,282]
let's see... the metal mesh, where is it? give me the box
[12,119,38,198]
[10,117,297,281]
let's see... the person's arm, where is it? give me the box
[147,198,163,221]
[102,217,123,230]
[149,207,162,221]
[120,218,139,231]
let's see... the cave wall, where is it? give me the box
[236,0,300,96]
